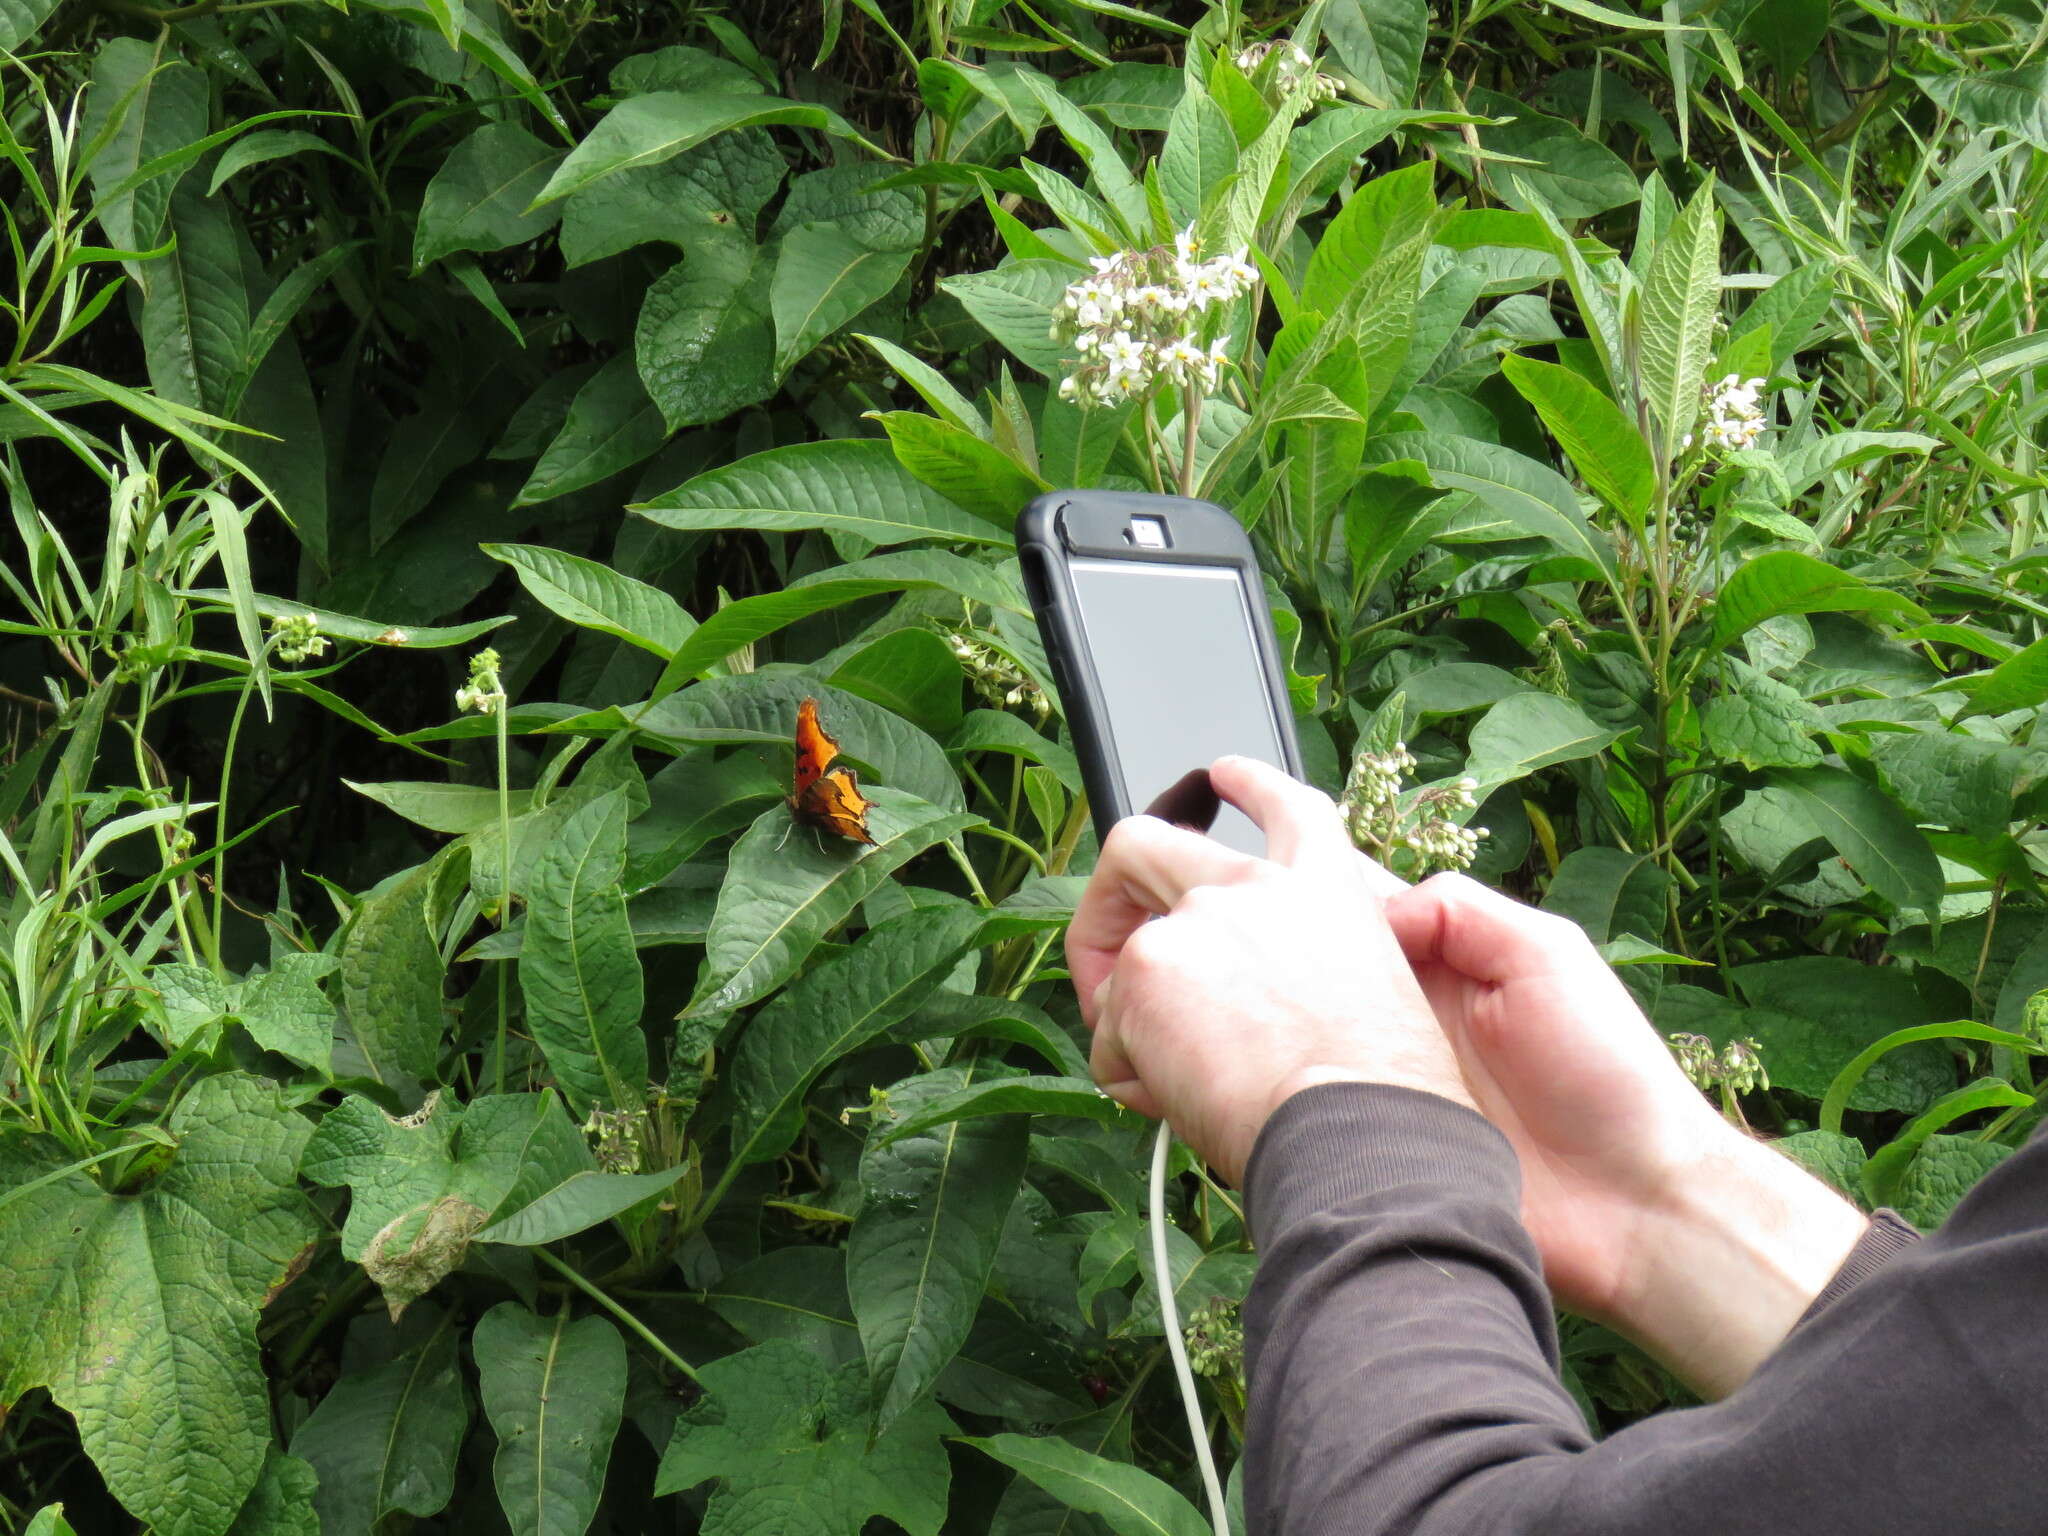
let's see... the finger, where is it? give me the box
[1088,978,1162,1118]
[1208,755,1355,877]
[1385,872,1601,985]
[1066,815,1261,1023]
[1354,847,1408,900]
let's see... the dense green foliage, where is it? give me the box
[3,0,2047,1527]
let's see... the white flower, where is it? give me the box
[1695,373,1770,454]
[1100,330,1149,378]
[1160,334,1208,383]
[1174,225,1204,266]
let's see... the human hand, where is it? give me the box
[1382,873,1868,1394]
[1066,756,1472,1187]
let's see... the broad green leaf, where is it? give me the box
[1762,765,1944,919]
[0,0,56,47]
[635,240,776,432]
[1475,94,1639,221]
[772,223,914,374]
[558,130,784,268]
[1773,431,1938,501]
[207,128,348,193]
[1321,0,1427,107]
[340,860,447,1088]
[365,379,496,550]
[1710,551,1926,647]
[947,709,1082,792]
[1917,63,2048,153]
[850,1063,1029,1433]
[1365,432,1618,582]
[1699,670,1823,770]
[656,1340,952,1536]
[1868,732,2040,836]
[516,353,667,507]
[300,1091,588,1315]
[634,440,1008,546]
[1462,693,1620,796]
[876,411,1047,524]
[224,1451,319,1536]
[534,92,880,204]
[290,1323,468,1535]
[1159,88,1235,226]
[636,675,963,811]
[966,1433,1210,1536]
[412,123,564,269]
[178,591,512,649]
[1500,354,1653,528]
[236,951,339,1071]
[1771,1129,1867,1202]
[724,904,989,1165]
[1892,1135,2014,1230]
[829,628,966,738]
[1964,634,2048,717]
[1638,180,1721,462]
[1540,847,1668,944]
[83,40,209,253]
[856,333,989,437]
[484,543,696,658]
[521,792,648,1114]
[142,181,251,419]
[1863,1078,2034,1206]
[475,1161,695,1244]
[1301,162,1434,318]
[900,994,1092,1078]
[626,748,784,883]
[941,260,1079,378]
[875,1075,1140,1145]
[0,1076,316,1536]
[474,1305,627,1536]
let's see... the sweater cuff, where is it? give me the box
[1794,1208,1921,1327]
[1244,1080,1524,1251]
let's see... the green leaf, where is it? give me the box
[521,792,648,1115]
[177,591,511,649]
[1774,431,1939,501]
[0,1076,316,1536]
[947,709,1082,792]
[474,1305,627,1536]
[724,905,989,1166]
[1771,1130,1867,1203]
[0,0,56,47]
[1761,765,1944,919]
[340,860,448,1088]
[224,1451,320,1536]
[534,93,881,205]
[476,1161,695,1244]
[1461,692,1620,796]
[1638,179,1722,462]
[656,1340,952,1535]
[1891,1136,2014,1231]
[484,543,696,658]
[1539,847,1668,944]
[558,130,785,268]
[1917,63,2048,152]
[1499,354,1653,529]
[237,952,339,1071]
[1476,95,1639,221]
[965,1433,1210,1536]
[941,259,1079,378]
[301,1091,590,1316]
[83,40,209,253]
[1301,163,1434,318]
[1366,432,1618,582]
[1960,634,2048,718]
[633,440,1009,546]
[1863,1078,2034,1207]
[1700,669,1823,770]
[856,333,989,437]
[290,1323,468,1535]
[347,781,535,835]
[851,1063,1029,1434]
[1710,551,1927,647]
[828,628,966,738]
[1159,88,1235,226]
[1321,0,1428,107]
[516,353,668,507]
[636,674,963,810]
[874,1075,1141,1145]
[772,223,914,374]
[412,123,564,270]
[635,240,777,433]
[899,994,1091,1078]
[142,181,251,419]
[876,411,1046,525]
[1816,1021,2040,1135]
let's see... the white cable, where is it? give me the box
[1151,1119,1231,1536]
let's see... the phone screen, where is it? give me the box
[1066,557,1288,855]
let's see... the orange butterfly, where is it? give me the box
[787,696,878,846]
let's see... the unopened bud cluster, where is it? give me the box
[1682,374,1769,454]
[1183,1298,1245,1381]
[583,1105,648,1174]
[269,613,328,665]
[1341,738,1488,873]
[1052,228,1250,406]
[1233,38,1343,101]
[1668,1032,1770,1096]
[456,647,506,715]
[943,628,1049,721]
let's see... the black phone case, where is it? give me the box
[1014,489,1306,845]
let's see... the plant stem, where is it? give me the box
[209,658,264,975]
[494,702,512,1095]
[535,1247,700,1381]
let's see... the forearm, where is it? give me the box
[1597,1130,1873,1398]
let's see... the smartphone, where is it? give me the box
[1015,490,1305,857]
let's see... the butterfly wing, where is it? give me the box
[791,696,840,796]
[797,765,878,845]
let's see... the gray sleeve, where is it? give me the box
[1241,1082,2047,1536]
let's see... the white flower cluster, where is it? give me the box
[1400,813,1487,870]
[1684,373,1769,453]
[945,628,1048,720]
[456,647,506,715]
[582,1104,647,1174]
[1669,1033,1770,1096]
[1233,38,1343,102]
[1052,228,1252,406]
[269,613,327,665]
[1340,742,1417,829]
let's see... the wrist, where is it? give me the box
[1604,1127,1869,1398]
[1266,1061,1477,1126]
